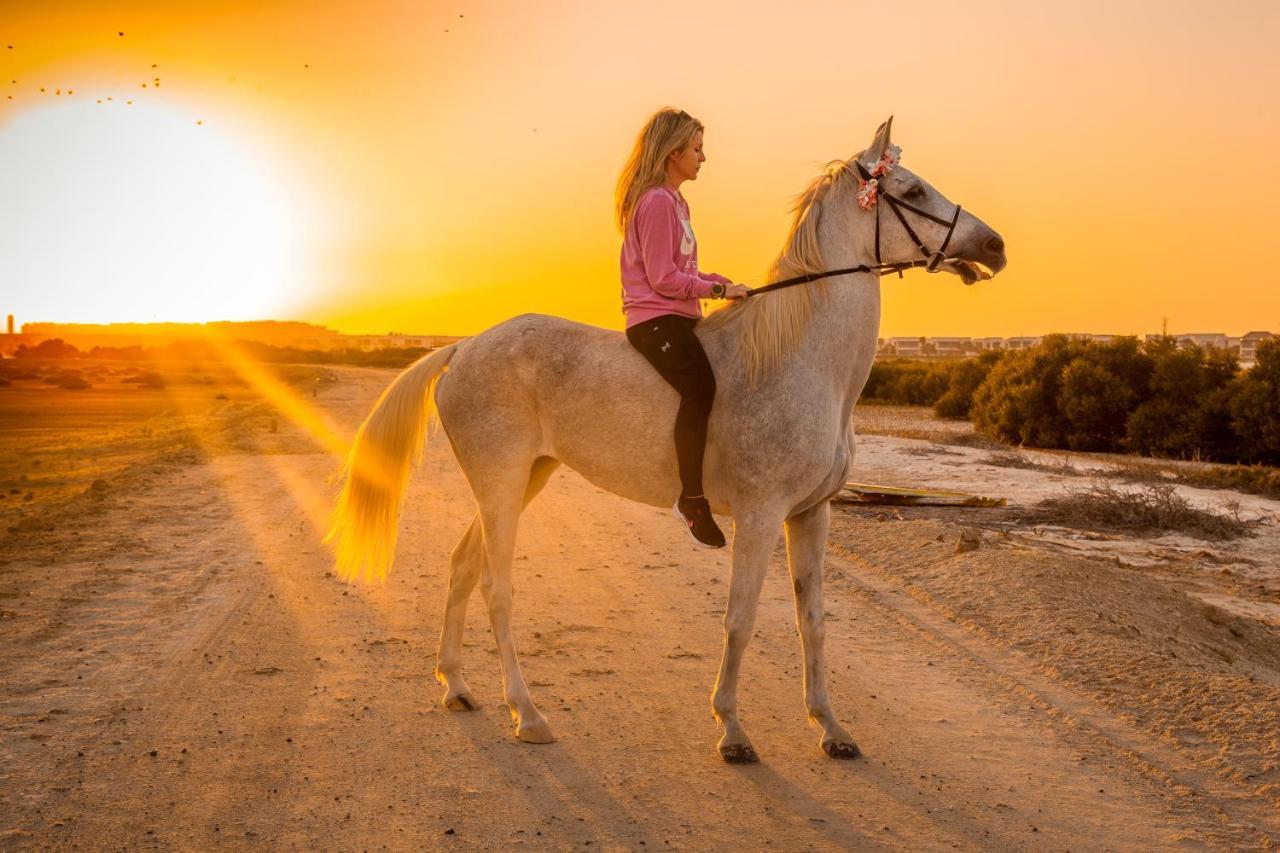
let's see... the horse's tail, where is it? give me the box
[326,344,458,583]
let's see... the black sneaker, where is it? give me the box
[672,496,726,550]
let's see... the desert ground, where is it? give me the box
[1,362,1277,850]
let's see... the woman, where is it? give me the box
[615,108,749,549]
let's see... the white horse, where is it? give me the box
[328,118,1006,763]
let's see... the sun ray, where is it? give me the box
[194,327,350,459]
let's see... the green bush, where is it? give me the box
[969,334,1279,468]
[863,360,956,406]
[1125,339,1237,458]
[971,335,1091,447]
[933,350,1003,419]
[1228,339,1280,465]
[1059,357,1136,450]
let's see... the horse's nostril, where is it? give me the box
[984,234,1005,255]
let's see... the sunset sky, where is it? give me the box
[2,0,1277,337]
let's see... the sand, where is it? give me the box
[1,367,1277,849]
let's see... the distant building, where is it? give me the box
[929,337,973,357]
[5,315,12,336]
[1240,331,1276,365]
[973,337,1005,351]
[1176,333,1229,350]
[1004,336,1042,350]
[884,336,924,356]
[343,334,465,351]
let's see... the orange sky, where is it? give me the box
[2,0,1278,337]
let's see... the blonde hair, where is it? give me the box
[615,108,704,234]
[701,159,859,385]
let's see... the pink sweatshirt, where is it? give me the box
[620,186,731,328]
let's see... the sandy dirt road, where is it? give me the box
[2,367,1276,850]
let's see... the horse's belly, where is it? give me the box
[540,393,682,510]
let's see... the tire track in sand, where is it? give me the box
[826,539,1277,849]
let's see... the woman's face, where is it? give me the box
[667,130,705,183]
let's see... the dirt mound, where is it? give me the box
[830,512,1280,806]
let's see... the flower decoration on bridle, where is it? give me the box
[856,144,902,211]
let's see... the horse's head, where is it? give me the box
[852,117,1006,284]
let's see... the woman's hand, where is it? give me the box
[724,283,750,300]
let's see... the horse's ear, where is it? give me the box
[859,116,894,167]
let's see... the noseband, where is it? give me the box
[854,161,961,275]
[744,161,963,298]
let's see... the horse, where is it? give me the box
[327,117,1007,763]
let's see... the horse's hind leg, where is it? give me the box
[475,458,556,743]
[435,516,484,710]
[435,457,560,713]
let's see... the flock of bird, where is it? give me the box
[4,33,175,115]
[3,14,468,123]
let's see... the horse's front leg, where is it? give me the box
[785,500,860,758]
[711,512,782,763]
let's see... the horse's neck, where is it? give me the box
[697,195,880,419]
[804,204,882,411]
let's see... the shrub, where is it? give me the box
[933,350,1003,419]
[122,371,166,388]
[971,334,1095,447]
[14,338,81,360]
[1058,358,1136,451]
[862,360,956,406]
[1125,339,1238,458]
[1034,482,1249,541]
[968,333,1280,470]
[1228,339,1280,465]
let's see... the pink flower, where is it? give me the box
[871,144,902,178]
[857,178,879,210]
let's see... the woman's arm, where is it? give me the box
[634,193,716,301]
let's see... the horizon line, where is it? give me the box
[5,318,1276,341]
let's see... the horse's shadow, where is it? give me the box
[735,760,878,848]
[440,705,944,849]
[445,706,664,846]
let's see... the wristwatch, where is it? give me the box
[710,282,727,299]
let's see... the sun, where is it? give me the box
[0,99,314,325]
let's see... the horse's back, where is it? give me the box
[435,313,683,505]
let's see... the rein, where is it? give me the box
[745,160,962,298]
[744,259,934,297]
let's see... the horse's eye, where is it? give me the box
[905,184,926,199]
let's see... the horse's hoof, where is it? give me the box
[821,739,861,760]
[442,691,477,712]
[516,718,556,744]
[720,743,759,764]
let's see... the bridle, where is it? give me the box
[744,160,963,298]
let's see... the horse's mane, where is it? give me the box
[700,157,860,385]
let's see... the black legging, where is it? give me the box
[626,314,716,498]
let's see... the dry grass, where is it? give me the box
[854,403,1002,449]
[1034,482,1250,541]
[1103,458,1280,500]
[0,359,339,537]
[983,451,1081,475]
